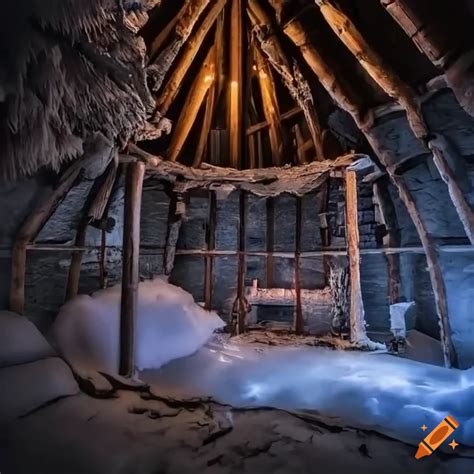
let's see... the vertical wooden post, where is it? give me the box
[266,197,275,288]
[204,191,217,310]
[229,0,244,168]
[119,161,145,377]
[345,169,369,345]
[294,196,304,334]
[10,161,83,314]
[163,192,184,277]
[233,190,247,334]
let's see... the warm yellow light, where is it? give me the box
[259,71,268,79]
[231,80,238,88]
[204,74,214,83]
[252,64,257,71]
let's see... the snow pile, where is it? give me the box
[52,278,225,374]
[0,310,55,367]
[0,311,79,425]
[144,338,474,448]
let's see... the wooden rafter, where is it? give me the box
[315,0,427,139]
[155,0,226,116]
[148,0,211,93]
[255,47,284,167]
[229,0,244,169]
[193,11,226,168]
[247,106,301,136]
[248,0,324,160]
[167,46,215,162]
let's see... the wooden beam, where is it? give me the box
[294,196,304,333]
[193,11,225,168]
[9,160,83,314]
[247,106,302,136]
[315,0,426,139]
[345,170,369,346]
[148,15,179,61]
[156,0,226,116]
[148,0,211,93]
[167,46,215,162]
[292,124,307,165]
[204,191,217,309]
[248,0,324,160]
[229,0,244,169]
[266,197,275,287]
[255,47,284,167]
[119,161,145,377]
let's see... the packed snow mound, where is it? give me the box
[0,311,55,368]
[0,358,79,425]
[51,278,225,374]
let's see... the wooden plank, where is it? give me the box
[163,193,184,276]
[119,161,145,377]
[345,170,369,345]
[10,161,83,314]
[247,106,302,136]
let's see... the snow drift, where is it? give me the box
[51,278,225,375]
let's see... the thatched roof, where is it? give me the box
[1,0,474,179]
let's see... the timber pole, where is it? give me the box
[119,161,145,377]
[345,169,369,345]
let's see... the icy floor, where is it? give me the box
[142,335,474,449]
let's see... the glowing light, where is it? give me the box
[252,64,257,71]
[204,74,214,84]
[259,71,268,79]
[231,80,239,88]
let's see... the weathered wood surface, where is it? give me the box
[249,0,324,159]
[163,193,184,276]
[345,170,368,346]
[10,160,84,314]
[120,161,145,377]
[126,144,361,197]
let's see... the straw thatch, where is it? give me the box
[0,0,161,180]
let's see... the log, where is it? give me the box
[148,0,211,93]
[229,0,244,169]
[248,0,324,159]
[255,47,284,167]
[345,170,369,346]
[193,12,225,168]
[266,197,275,288]
[120,161,146,377]
[277,13,368,130]
[247,106,302,136]
[292,124,307,165]
[428,136,474,244]
[156,0,226,116]
[163,193,184,276]
[315,0,426,139]
[167,46,215,162]
[204,191,217,309]
[9,160,84,314]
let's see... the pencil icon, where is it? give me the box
[415,415,459,459]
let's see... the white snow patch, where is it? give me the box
[143,337,474,447]
[51,278,225,374]
[0,311,55,368]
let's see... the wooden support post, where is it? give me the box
[233,190,247,334]
[119,161,145,377]
[204,191,217,309]
[294,196,304,334]
[385,171,457,368]
[345,170,370,346]
[10,161,83,314]
[168,46,215,162]
[229,0,244,169]
[373,181,402,305]
[266,197,275,288]
[163,193,184,276]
